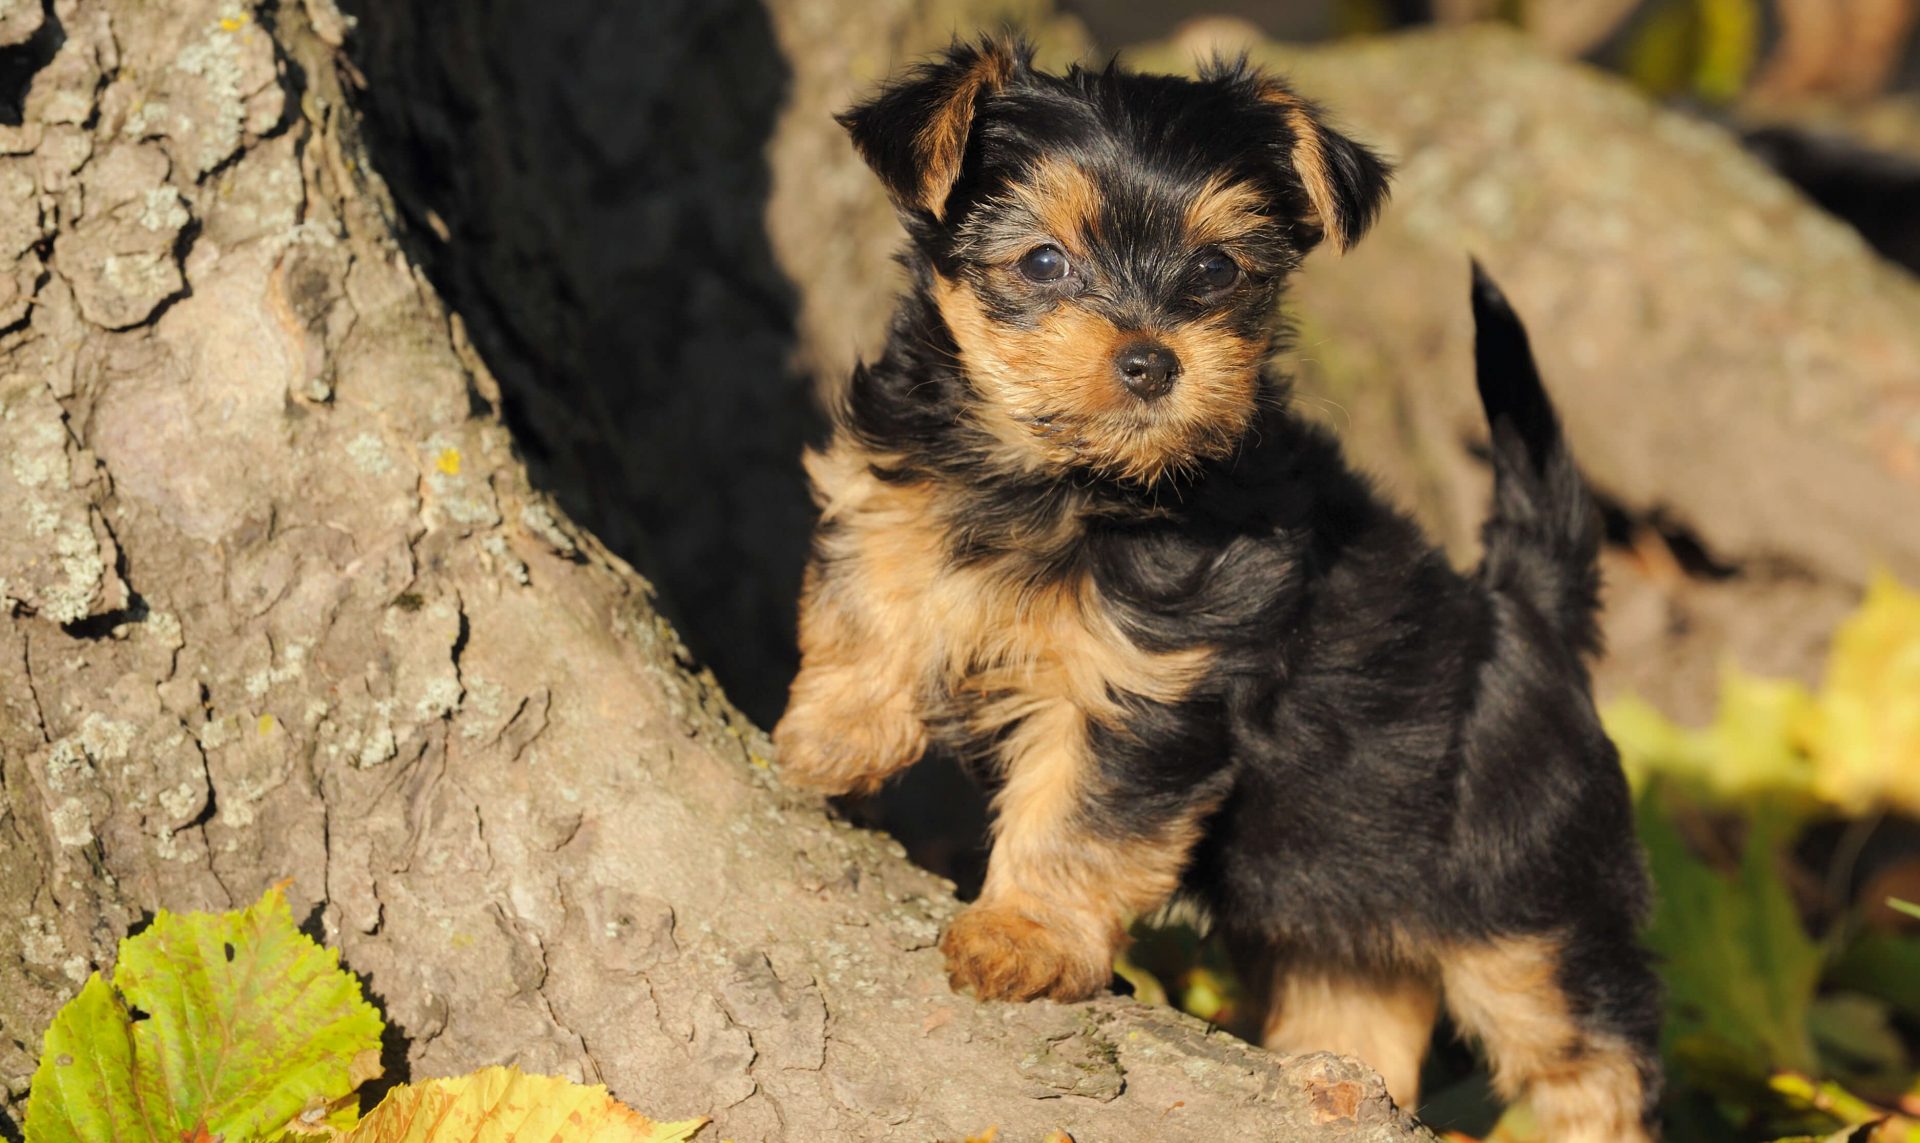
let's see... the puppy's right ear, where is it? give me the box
[1202,59,1391,255]
[837,36,1022,220]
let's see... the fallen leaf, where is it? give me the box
[344,1066,706,1142]
[24,886,383,1143]
[1807,573,1920,814]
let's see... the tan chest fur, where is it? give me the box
[803,440,1209,741]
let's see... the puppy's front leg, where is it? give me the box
[941,700,1219,1001]
[774,561,930,796]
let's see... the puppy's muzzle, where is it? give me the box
[1114,341,1181,401]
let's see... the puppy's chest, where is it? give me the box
[810,452,1210,734]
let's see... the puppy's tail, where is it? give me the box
[1469,260,1602,658]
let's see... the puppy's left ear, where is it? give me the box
[837,36,1024,221]
[1253,78,1392,254]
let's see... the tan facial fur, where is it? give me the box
[1184,173,1272,247]
[1008,156,1104,255]
[931,274,1265,484]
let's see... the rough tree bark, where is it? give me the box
[0,1,1430,1140]
[9,1,1918,1137]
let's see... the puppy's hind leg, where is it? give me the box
[1259,958,1440,1113]
[1440,930,1662,1143]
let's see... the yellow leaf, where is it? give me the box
[1480,1099,1541,1142]
[1608,672,1817,808]
[1807,573,1920,815]
[1180,965,1232,1022]
[344,1066,706,1143]
[1692,0,1761,102]
[1707,669,1818,804]
[1609,694,1717,792]
[1608,574,1920,823]
[1111,949,1168,1008]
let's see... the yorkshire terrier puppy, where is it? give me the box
[774,37,1661,1141]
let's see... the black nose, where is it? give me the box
[1114,342,1180,400]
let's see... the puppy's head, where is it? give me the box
[839,37,1391,485]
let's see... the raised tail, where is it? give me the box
[1470,260,1603,658]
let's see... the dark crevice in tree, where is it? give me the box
[1595,496,1740,581]
[60,594,147,641]
[0,0,60,127]
[1463,437,1742,582]
[348,971,415,1111]
[1743,125,1920,275]
[339,0,817,726]
[182,774,218,834]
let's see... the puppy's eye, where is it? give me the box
[1017,244,1070,283]
[1195,247,1241,291]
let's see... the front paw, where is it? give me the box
[772,700,926,796]
[940,902,1111,1002]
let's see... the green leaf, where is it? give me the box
[1110,949,1169,1009]
[1640,786,1822,1088]
[1623,0,1701,98]
[1765,1125,1879,1143]
[1768,1072,1920,1141]
[1608,694,1718,791]
[1180,965,1233,1024]
[25,975,151,1143]
[1829,932,1920,1024]
[1712,670,1820,805]
[24,885,384,1142]
[344,1066,707,1142]
[1808,993,1910,1093]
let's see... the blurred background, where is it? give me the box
[337,2,1920,1139]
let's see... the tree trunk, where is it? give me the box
[0,1,1430,1140]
